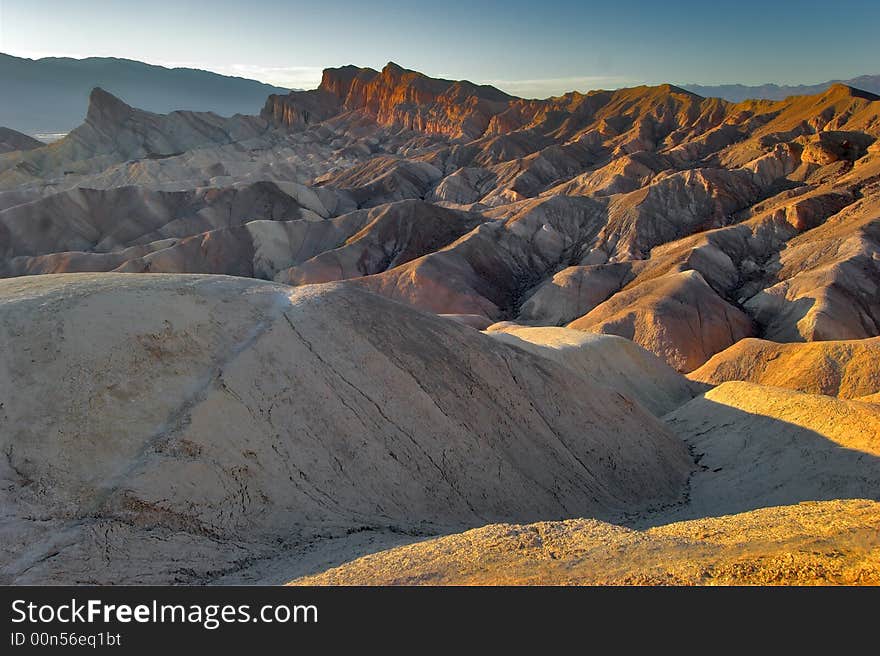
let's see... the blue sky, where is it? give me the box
[2,0,878,97]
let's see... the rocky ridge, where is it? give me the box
[2,63,880,585]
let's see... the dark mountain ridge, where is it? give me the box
[0,52,291,135]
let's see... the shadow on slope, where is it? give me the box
[260,383,880,583]
[648,385,880,526]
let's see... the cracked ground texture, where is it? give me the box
[0,273,691,583]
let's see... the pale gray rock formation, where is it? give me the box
[0,273,691,584]
[517,263,633,325]
[474,140,603,206]
[277,200,484,285]
[78,200,475,280]
[485,326,698,416]
[314,156,443,208]
[2,72,879,360]
[0,140,360,213]
[594,166,776,262]
[743,192,880,341]
[545,151,670,197]
[428,166,498,205]
[0,181,310,265]
[1,197,479,282]
[112,215,367,278]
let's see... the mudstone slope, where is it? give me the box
[2,63,880,584]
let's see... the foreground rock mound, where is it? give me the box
[294,378,880,586]
[291,500,880,585]
[0,273,690,584]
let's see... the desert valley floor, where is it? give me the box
[1,63,879,584]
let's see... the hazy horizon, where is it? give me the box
[3,50,878,101]
[2,0,878,98]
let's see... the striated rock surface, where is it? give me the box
[0,181,312,267]
[4,71,880,363]
[264,62,515,139]
[313,156,442,208]
[743,191,880,342]
[294,377,880,585]
[485,326,698,415]
[277,200,484,285]
[356,195,608,318]
[567,271,755,372]
[517,263,633,325]
[688,337,880,398]
[0,273,691,584]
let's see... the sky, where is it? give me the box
[1,0,879,98]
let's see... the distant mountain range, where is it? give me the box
[0,53,291,136]
[683,74,880,102]
[3,51,877,137]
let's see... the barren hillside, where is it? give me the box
[2,62,879,585]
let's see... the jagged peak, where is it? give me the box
[317,62,510,105]
[382,61,409,76]
[86,87,134,124]
[88,87,132,110]
[822,82,880,102]
[617,83,705,100]
[322,63,378,77]
[318,65,379,98]
[657,83,703,98]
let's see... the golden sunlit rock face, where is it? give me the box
[688,337,880,397]
[290,501,880,586]
[264,63,516,139]
[1,62,880,585]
